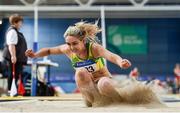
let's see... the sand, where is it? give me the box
[0,94,180,112]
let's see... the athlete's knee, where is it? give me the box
[97,77,112,94]
[75,69,91,82]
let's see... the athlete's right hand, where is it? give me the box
[25,49,36,58]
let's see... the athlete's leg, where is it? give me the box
[75,69,100,106]
[97,77,122,102]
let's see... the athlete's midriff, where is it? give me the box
[92,66,111,82]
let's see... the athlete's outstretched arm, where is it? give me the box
[25,44,68,58]
[92,43,131,69]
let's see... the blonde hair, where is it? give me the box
[64,21,101,43]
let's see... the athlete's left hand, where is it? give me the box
[120,59,131,69]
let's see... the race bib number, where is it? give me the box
[84,64,96,73]
[74,59,97,73]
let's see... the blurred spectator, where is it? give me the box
[3,14,27,95]
[174,63,180,93]
[164,77,176,94]
[129,67,140,80]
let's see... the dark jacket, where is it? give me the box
[3,26,27,64]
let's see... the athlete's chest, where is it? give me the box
[73,59,97,73]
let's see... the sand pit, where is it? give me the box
[0,94,180,112]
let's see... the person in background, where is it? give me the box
[129,67,139,80]
[3,14,27,95]
[174,63,180,93]
[165,76,176,94]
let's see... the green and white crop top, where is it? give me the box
[70,42,105,73]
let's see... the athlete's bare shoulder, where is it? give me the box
[91,43,104,58]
